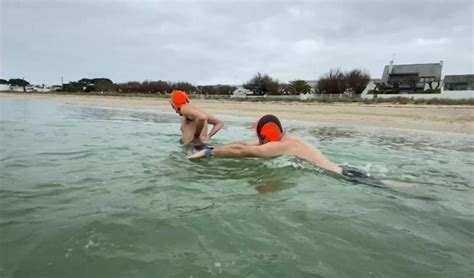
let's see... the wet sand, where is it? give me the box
[2,92,473,134]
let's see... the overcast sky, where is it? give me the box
[1,0,472,85]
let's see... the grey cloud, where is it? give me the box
[1,0,472,85]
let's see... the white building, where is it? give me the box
[0,84,10,91]
[231,86,253,98]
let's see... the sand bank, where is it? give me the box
[1,93,473,134]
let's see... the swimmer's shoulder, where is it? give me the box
[283,135,314,156]
[269,136,296,155]
[281,134,303,145]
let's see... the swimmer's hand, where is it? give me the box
[199,134,210,144]
[188,150,206,160]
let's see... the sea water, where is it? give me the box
[1,97,473,277]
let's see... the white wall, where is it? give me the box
[11,86,25,92]
[36,87,51,92]
[362,90,474,100]
[361,81,474,99]
[0,85,54,92]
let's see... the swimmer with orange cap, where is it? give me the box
[170,90,224,147]
[188,114,383,186]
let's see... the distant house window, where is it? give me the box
[445,83,468,90]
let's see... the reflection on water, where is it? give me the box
[1,98,473,278]
[255,181,297,193]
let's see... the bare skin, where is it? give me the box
[173,102,224,145]
[188,134,343,174]
[180,116,207,145]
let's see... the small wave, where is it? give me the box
[10,186,82,199]
[131,185,157,194]
[66,152,96,160]
[0,220,24,228]
[73,177,104,185]
[172,202,216,214]
[3,162,29,168]
[36,150,90,156]
[0,155,17,162]
[2,205,47,217]
[33,182,64,189]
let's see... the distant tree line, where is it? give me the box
[60,79,238,95]
[290,80,312,94]
[243,73,280,95]
[197,85,237,95]
[0,78,31,92]
[115,81,196,94]
[61,78,114,92]
[0,78,31,87]
[5,68,371,97]
[242,69,370,95]
[315,69,370,95]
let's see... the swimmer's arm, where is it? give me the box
[232,141,260,146]
[188,142,286,159]
[206,115,224,138]
[293,145,342,174]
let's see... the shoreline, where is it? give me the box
[1,92,473,135]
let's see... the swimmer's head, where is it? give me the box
[256,114,284,144]
[170,90,189,114]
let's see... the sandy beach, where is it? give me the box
[1,92,473,134]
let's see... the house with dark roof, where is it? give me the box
[381,61,443,92]
[444,74,474,91]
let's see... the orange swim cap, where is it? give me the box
[170,90,189,110]
[256,114,283,144]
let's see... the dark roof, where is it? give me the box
[382,63,442,82]
[444,74,474,83]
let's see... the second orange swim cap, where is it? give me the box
[256,114,284,144]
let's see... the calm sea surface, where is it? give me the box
[1,97,473,277]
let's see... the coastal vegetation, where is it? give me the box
[2,78,30,87]
[2,71,472,105]
[289,80,312,94]
[243,73,280,95]
[317,69,370,95]
[4,68,371,96]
